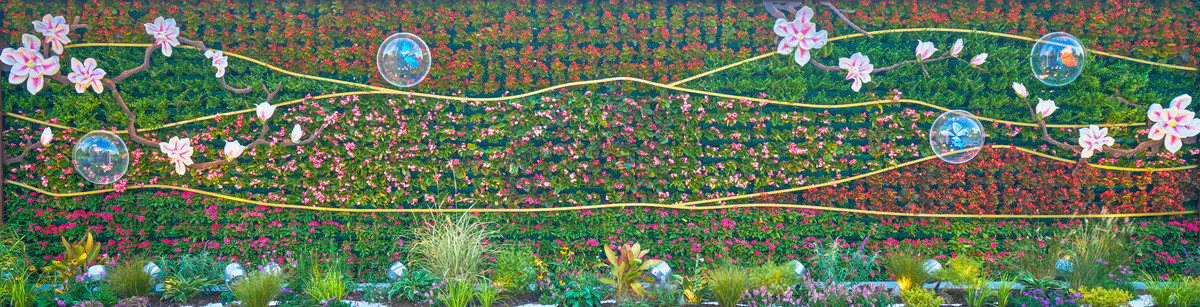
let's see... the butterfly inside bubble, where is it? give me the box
[384,39,422,71]
[939,120,978,151]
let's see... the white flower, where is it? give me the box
[255,101,276,121]
[290,124,304,142]
[1012,82,1028,98]
[67,58,106,94]
[970,53,988,66]
[40,127,53,146]
[143,16,181,57]
[0,34,60,95]
[772,6,828,67]
[838,52,873,92]
[223,140,247,161]
[204,49,228,78]
[915,40,937,61]
[951,38,964,57]
[31,14,70,55]
[158,136,194,175]
[1147,94,1200,153]
[1078,125,1115,158]
[1035,98,1058,119]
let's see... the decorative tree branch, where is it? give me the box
[109,40,251,93]
[3,141,44,165]
[1020,96,1193,160]
[102,78,161,147]
[188,83,335,171]
[807,52,980,75]
[1021,97,1082,153]
[763,1,873,38]
[1111,89,1141,108]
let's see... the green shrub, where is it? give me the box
[230,271,284,307]
[934,256,983,288]
[882,253,930,291]
[1175,275,1200,307]
[476,281,501,307]
[491,246,537,294]
[811,237,879,283]
[440,277,476,307]
[306,261,348,303]
[0,271,34,307]
[707,264,750,307]
[1063,218,1133,290]
[899,288,945,307]
[387,269,440,303]
[1077,287,1135,307]
[108,260,153,298]
[160,252,222,302]
[1142,273,1178,307]
[648,285,682,307]
[412,213,498,281]
[598,242,663,303]
[555,280,605,307]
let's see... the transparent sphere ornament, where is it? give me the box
[72,131,129,185]
[1030,32,1086,86]
[377,33,431,88]
[929,110,986,164]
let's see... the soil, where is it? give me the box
[146,292,223,307]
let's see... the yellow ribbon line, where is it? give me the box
[7,144,1193,217]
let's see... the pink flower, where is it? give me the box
[1035,98,1058,119]
[1012,82,1028,98]
[204,50,228,78]
[143,16,181,57]
[838,52,873,92]
[158,136,195,175]
[1,34,60,95]
[1078,125,1114,158]
[969,53,988,66]
[773,6,827,67]
[40,127,53,146]
[1147,94,1200,153]
[914,40,937,61]
[31,14,70,55]
[255,101,276,121]
[223,140,246,161]
[950,38,964,57]
[67,58,106,93]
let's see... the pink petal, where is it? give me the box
[8,71,28,84]
[26,75,44,95]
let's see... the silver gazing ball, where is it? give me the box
[789,260,806,277]
[142,261,162,279]
[922,259,943,275]
[224,263,246,284]
[263,262,282,275]
[86,265,107,282]
[387,261,407,281]
[649,262,671,284]
[1056,258,1074,273]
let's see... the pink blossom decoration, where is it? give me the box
[158,136,195,175]
[31,14,70,55]
[914,40,937,61]
[772,6,827,66]
[1147,94,1200,153]
[143,16,181,57]
[970,53,988,66]
[204,49,228,78]
[1035,98,1058,119]
[40,127,53,146]
[1078,125,1115,158]
[67,58,106,94]
[950,38,964,57]
[837,52,873,92]
[0,34,60,95]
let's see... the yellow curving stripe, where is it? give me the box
[7,144,1194,217]
[667,53,775,86]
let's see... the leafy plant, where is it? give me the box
[108,260,153,298]
[810,237,879,283]
[1143,272,1179,307]
[1063,218,1134,290]
[306,261,348,303]
[883,252,931,291]
[0,270,34,307]
[555,280,605,307]
[162,275,217,302]
[476,281,501,307]
[899,288,945,307]
[965,277,990,307]
[793,275,892,307]
[387,268,441,303]
[707,264,750,307]
[598,242,664,303]
[159,251,222,302]
[674,274,706,305]
[934,255,983,288]
[648,284,682,307]
[1019,273,1067,292]
[439,277,476,307]
[747,261,800,294]
[230,270,284,307]
[491,246,537,294]
[1078,287,1135,307]
[996,274,1019,307]
[1175,275,1200,307]
[48,232,100,294]
[412,213,498,281]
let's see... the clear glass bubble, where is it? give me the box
[1030,32,1086,86]
[72,131,129,185]
[377,33,431,88]
[929,110,986,164]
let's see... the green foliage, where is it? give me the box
[491,246,537,294]
[387,269,441,303]
[554,280,605,307]
[412,213,498,281]
[747,261,801,293]
[440,277,476,307]
[598,242,664,303]
[934,256,984,287]
[1063,218,1134,290]
[306,261,348,303]
[1078,287,1136,307]
[995,275,1019,307]
[811,237,880,283]
[230,271,284,307]
[647,284,682,307]
[899,288,945,307]
[476,281,501,307]
[1173,275,1200,307]
[675,274,706,305]
[159,252,221,302]
[108,260,153,298]
[0,271,34,307]
[707,264,750,307]
[883,252,930,291]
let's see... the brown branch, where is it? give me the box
[189,83,325,171]
[102,78,159,147]
[3,142,44,165]
[819,1,873,38]
[219,77,252,93]
[69,16,90,32]
[112,44,159,82]
[1020,96,1188,160]
[1111,89,1141,108]
[873,55,954,73]
[1021,97,1082,153]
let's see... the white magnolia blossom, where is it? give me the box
[0,34,60,95]
[915,40,937,61]
[838,52,873,92]
[255,101,276,121]
[1078,125,1115,158]
[158,136,195,175]
[970,53,988,66]
[950,38,964,57]
[290,124,304,142]
[223,140,247,161]
[67,57,106,94]
[143,16,181,57]
[204,49,228,78]
[1147,94,1200,153]
[31,14,70,55]
[772,6,828,67]
[40,127,53,146]
[1012,82,1028,98]
[1035,98,1058,119]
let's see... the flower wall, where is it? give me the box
[2,0,1199,279]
